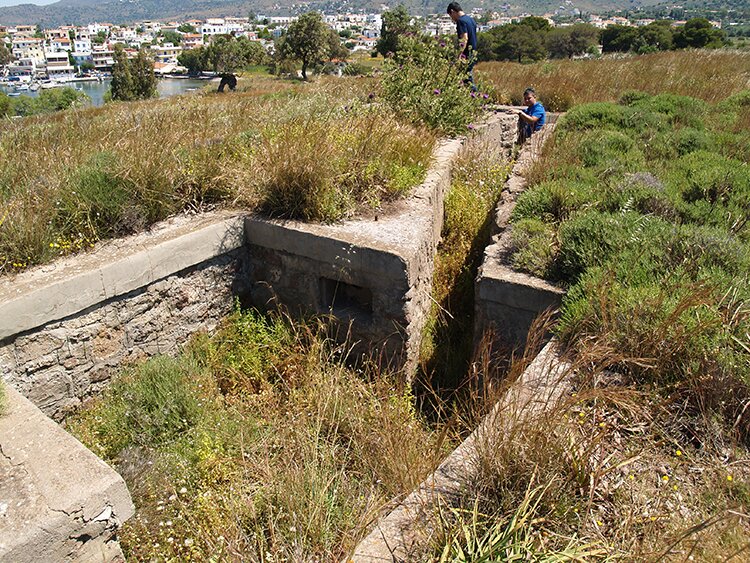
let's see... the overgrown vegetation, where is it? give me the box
[0,87,89,118]
[68,308,447,561]
[509,89,750,455]
[419,142,509,392]
[425,324,750,560]
[0,79,435,275]
[479,49,750,110]
[380,35,488,135]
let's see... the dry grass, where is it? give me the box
[479,50,750,109]
[421,314,750,561]
[0,76,434,275]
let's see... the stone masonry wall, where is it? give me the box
[1,250,249,420]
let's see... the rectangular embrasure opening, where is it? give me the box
[320,278,373,322]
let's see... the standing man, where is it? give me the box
[447,2,477,89]
[515,87,546,142]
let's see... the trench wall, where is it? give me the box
[0,112,518,418]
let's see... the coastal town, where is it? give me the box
[0,7,730,89]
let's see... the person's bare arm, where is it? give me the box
[517,111,539,126]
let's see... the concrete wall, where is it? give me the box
[475,118,563,352]
[245,113,518,374]
[0,384,135,563]
[0,213,248,420]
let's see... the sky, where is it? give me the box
[0,0,58,7]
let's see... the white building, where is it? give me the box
[45,50,75,80]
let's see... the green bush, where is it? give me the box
[629,93,708,129]
[556,210,673,282]
[598,172,677,219]
[664,150,750,235]
[558,102,667,135]
[511,179,596,224]
[577,129,644,169]
[380,35,484,135]
[510,218,557,278]
[85,356,206,458]
[618,89,651,106]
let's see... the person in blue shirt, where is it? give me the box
[447,2,477,89]
[516,87,546,141]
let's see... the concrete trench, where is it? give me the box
[0,109,561,561]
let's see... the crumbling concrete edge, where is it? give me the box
[0,384,134,562]
[0,212,246,342]
[347,340,569,562]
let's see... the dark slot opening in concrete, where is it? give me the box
[320,278,373,322]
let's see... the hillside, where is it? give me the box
[0,0,668,26]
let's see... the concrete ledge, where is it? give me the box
[0,384,134,562]
[0,211,245,342]
[349,341,568,561]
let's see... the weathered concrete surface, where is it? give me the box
[246,113,518,374]
[0,384,134,562]
[475,119,563,351]
[348,341,569,561]
[0,211,245,341]
[0,211,250,419]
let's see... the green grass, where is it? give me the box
[0,77,436,276]
[509,91,750,443]
[68,308,447,561]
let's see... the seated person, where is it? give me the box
[515,87,546,141]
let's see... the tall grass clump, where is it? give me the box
[381,35,487,135]
[425,322,750,560]
[0,78,435,275]
[68,307,446,561]
[479,50,750,109]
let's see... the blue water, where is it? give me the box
[0,77,215,107]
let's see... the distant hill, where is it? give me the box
[0,0,669,27]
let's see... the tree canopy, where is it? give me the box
[110,45,157,102]
[377,6,415,57]
[177,35,268,76]
[276,12,340,80]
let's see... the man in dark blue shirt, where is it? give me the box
[447,2,477,89]
[516,87,546,141]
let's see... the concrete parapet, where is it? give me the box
[0,384,134,562]
[348,341,569,561]
[475,119,563,351]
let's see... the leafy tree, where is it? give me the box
[81,60,95,72]
[0,43,11,66]
[639,20,674,51]
[92,30,107,45]
[491,22,547,63]
[277,12,331,80]
[159,30,182,45]
[177,48,206,74]
[110,45,135,101]
[673,18,727,49]
[377,5,415,57]
[110,45,156,101]
[0,92,11,118]
[11,87,88,116]
[178,23,196,34]
[131,48,157,99]
[568,24,599,56]
[601,25,639,53]
[327,28,349,61]
[257,28,272,40]
[178,36,268,88]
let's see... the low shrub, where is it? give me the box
[627,92,709,129]
[380,35,485,135]
[511,179,596,224]
[577,129,645,169]
[664,150,750,236]
[510,218,557,279]
[558,102,666,136]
